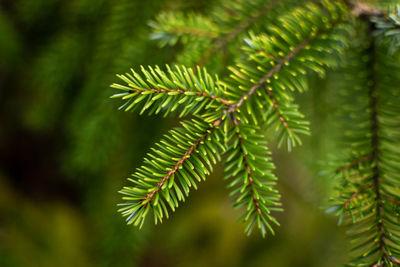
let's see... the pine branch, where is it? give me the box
[110,0,400,247]
[214,1,349,150]
[149,12,219,47]
[118,118,223,227]
[195,0,283,67]
[142,125,214,206]
[150,0,307,68]
[373,5,400,54]
[225,36,311,113]
[336,156,372,173]
[110,65,230,117]
[344,0,400,53]
[223,122,282,237]
[366,24,387,265]
[343,184,373,209]
[327,21,400,266]
[213,35,311,131]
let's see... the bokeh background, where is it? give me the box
[0,0,349,266]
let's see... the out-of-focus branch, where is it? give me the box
[343,0,385,18]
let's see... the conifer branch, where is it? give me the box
[366,24,388,265]
[230,38,311,112]
[344,184,372,208]
[195,0,282,67]
[223,123,282,237]
[264,89,293,133]
[118,119,223,227]
[344,1,400,54]
[215,1,347,150]
[149,13,219,47]
[236,131,263,217]
[327,18,400,265]
[142,125,216,207]
[111,0,400,251]
[213,37,312,128]
[383,195,400,205]
[336,156,372,173]
[111,65,229,117]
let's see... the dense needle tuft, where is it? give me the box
[111,0,400,256]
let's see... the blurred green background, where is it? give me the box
[0,0,348,266]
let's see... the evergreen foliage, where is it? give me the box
[326,23,400,266]
[118,118,222,228]
[223,123,282,237]
[110,0,400,265]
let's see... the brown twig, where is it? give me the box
[344,184,372,208]
[370,247,400,266]
[141,127,215,206]
[213,37,312,127]
[365,19,388,265]
[128,88,232,106]
[382,195,400,205]
[336,156,372,173]
[237,131,262,216]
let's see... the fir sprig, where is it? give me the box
[111,0,400,255]
[111,65,230,119]
[118,118,223,228]
[219,1,349,150]
[223,122,282,237]
[326,20,400,265]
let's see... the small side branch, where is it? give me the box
[336,156,372,173]
[142,127,215,206]
[365,19,389,265]
[231,38,311,112]
[344,184,372,208]
[264,88,292,133]
[382,195,400,205]
[195,0,282,67]
[213,37,312,127]
[370,254,400,266]
[237,132,263,216]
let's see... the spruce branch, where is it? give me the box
[214,1,349,149]
[327,20,400,266]
[195,0,283,67]
[366,24,387,265]
[223,122,282,237]
[110,0,400,250]
[373,5,400,54]
[113,0,353,237]
[142,124,216,207]
[336,156,372,173]
[344,0,400,53]
[118,118,223,227]
[212,34,309,128]
[343,184,373,209]
[150,0,308,68]
[149,13,220,47]
[111,65,230,117]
